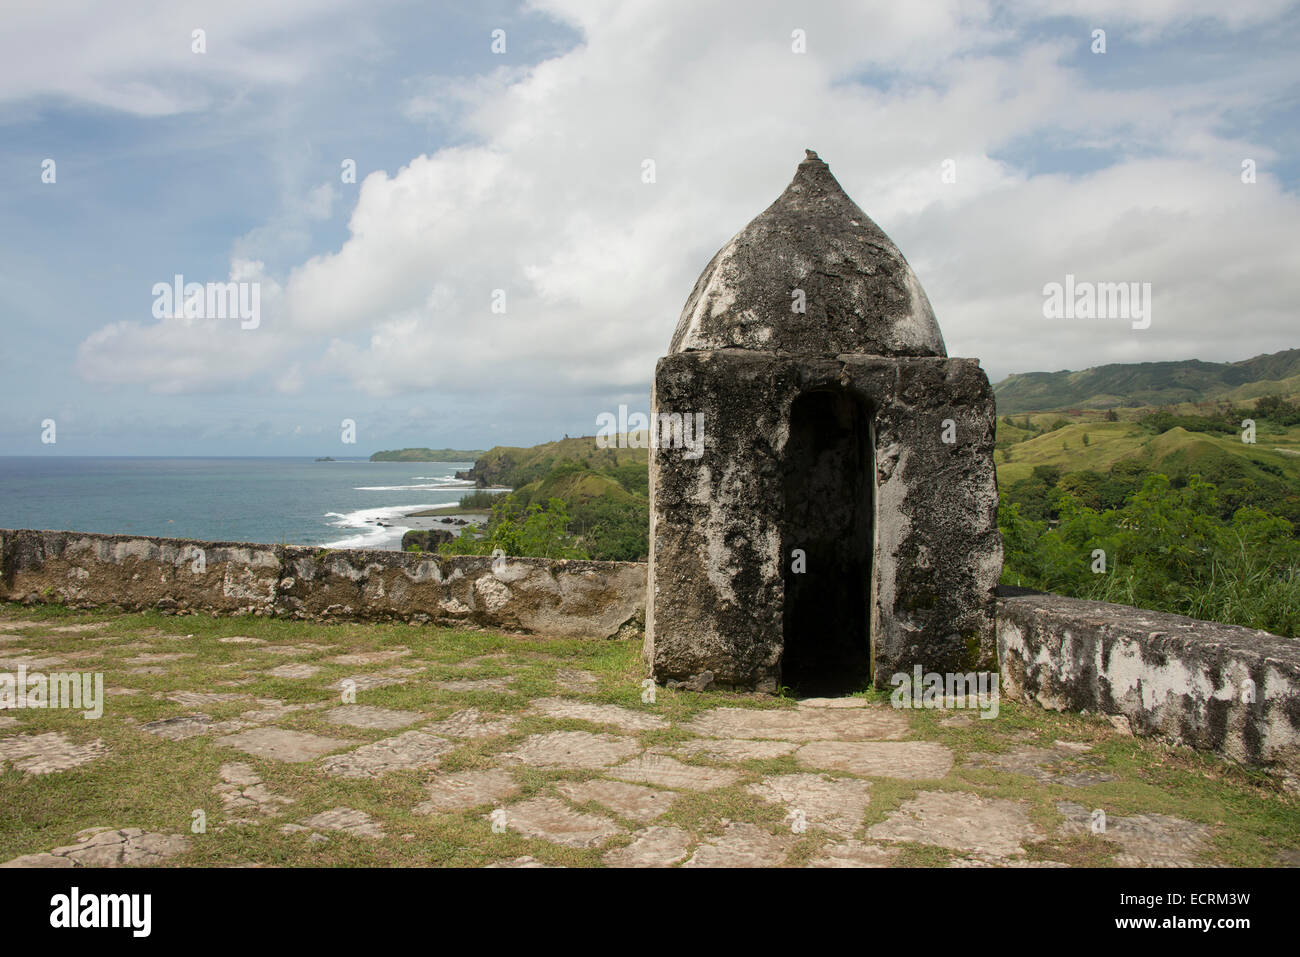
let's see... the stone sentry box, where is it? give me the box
[646,151,1002,694]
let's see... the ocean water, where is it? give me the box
[0,457,480,550]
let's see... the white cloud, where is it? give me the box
[0,0,378,115]
[404,66,533,125]
[71,0,1300,401]
[910,160,1300,372]
[1002,0,1296,33]
[76,261,290,392]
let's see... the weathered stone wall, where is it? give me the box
[0,529,645,640]
[997,589,1300,769]
[647,350,1002,691]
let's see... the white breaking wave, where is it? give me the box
[321,503,447,550]
[353,483,472,491]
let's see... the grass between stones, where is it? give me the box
[1,602,1296,868]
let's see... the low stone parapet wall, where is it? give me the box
[0,529,646,640]
[6,528,1297,769]
[996,588,1300,770]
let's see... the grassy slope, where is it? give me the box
[465,435,648,488]
[509,469,641,509]
[996,421,1300,487]
[452,437,650,560]
[996,422,1147,484]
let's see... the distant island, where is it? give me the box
[369,448,486,462]
[314,456,336,462]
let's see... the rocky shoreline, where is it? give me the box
[397,509,488,551]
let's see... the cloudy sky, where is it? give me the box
[1,0,1297,456]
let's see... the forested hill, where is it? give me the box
[455,435,647,488]
[993,348,1300,413]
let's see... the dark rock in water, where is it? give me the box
[401,529,454,552]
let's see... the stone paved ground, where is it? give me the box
[1,604,1297,868]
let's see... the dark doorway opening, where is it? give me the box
[780,388,873,696]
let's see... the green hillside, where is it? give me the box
[370,448,485,462]
[995,421,1149,483]
[993,347,1300,413]
[997,414,1300,509]
[510,468,641,508]
[458,434,648,487]
[995,403,1300,637]
[438,435,650,561]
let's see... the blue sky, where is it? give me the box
[1,0,1297,456]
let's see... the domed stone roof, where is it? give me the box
[669,150,947,358]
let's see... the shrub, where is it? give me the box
[439,497,588,560]
[1000,472,1300,636]
[458,489,508,509]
